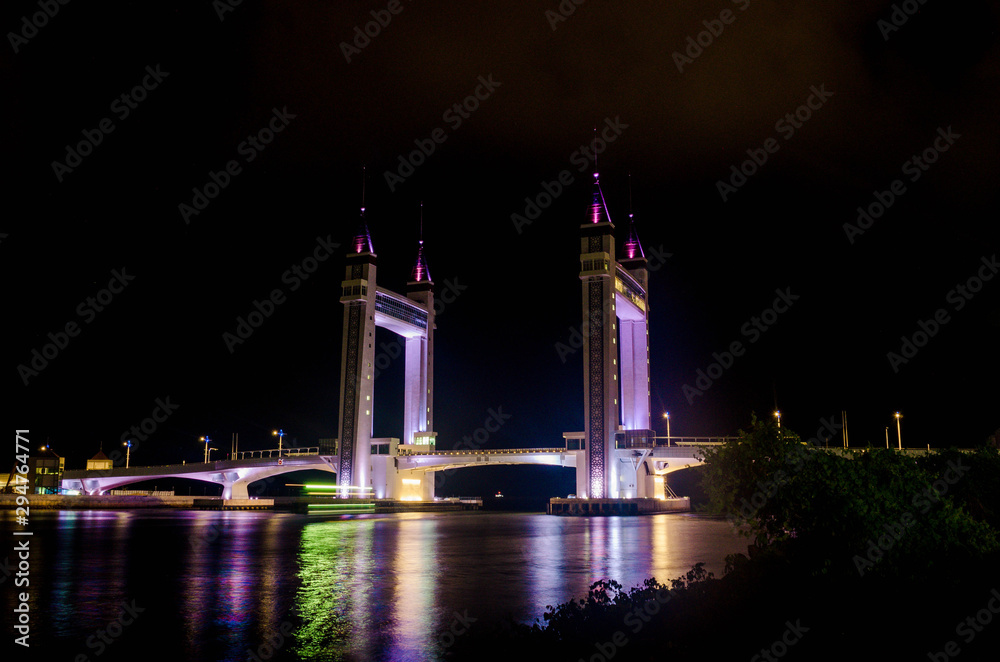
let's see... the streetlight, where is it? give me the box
[662,412,670,444]
[200,436,211,463]
[272,429,286,455]
[894,412,902,450]
[885,427,889,449]
[774,410,781,429]
[123,440,132,468]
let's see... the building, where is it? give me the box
[28,446,65,494]
[86,450,114,471]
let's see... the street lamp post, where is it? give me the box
[200,436,211,463]
[774,410,781,429]
[885,427,889,449]
[123,440,132,468]
[894,412,902,450]
[272,429,286,455]
[663,412,670,445]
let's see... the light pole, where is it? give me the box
[272,429,285,455]
[894,412,902,450]
[774,410,781,429]
[123,440,132,468]
[885,427,889,449]
[663,412,670,444]
[200,436,211,463]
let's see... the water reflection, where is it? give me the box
[2,510,746,662]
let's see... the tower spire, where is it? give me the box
[352,166,374,254]
[410,201,431,283]
[587,126,613,225]
[623,171,645,260]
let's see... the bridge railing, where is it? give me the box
[614,436,738,449]
[665,437,737,446]
[397,448,566,456]
[231,447,319,460]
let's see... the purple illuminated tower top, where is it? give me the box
[589,172,611,225]
[623,213,645,260]
[353,207,375,254]
[410,203,431,283]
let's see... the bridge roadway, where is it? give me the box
[395,446,709,472]
[61,448,338,499]
[60,441,952,500]
[60,445,712,499]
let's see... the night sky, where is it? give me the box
[5,1,999,497]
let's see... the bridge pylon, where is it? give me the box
[576,171,656,499]
[336,205,436,501]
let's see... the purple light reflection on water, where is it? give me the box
[2,510,746,661]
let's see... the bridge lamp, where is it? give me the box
[894,412,902,450]
[123,440,132,468]
[200,436,211,463]
[662,412,671,442]
[272,429,286,454]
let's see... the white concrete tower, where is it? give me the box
[337,208,378,494]
[337,198,437,501]
[617,203,651,434]
[403,208,436,500]
[579,171,620,498]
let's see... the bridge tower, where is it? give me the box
[578,172,653,499]
[336,205,436,500]
[337,209,378,495]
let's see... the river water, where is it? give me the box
[0,510,747,661]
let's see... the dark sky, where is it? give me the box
[5,1,999,496]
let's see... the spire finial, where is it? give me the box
[628,170,633,220]
[410,201,431,283]
[352,166,375,254]
[593,124,599,181]
[361,166,367,215]
[622,172,645,260]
